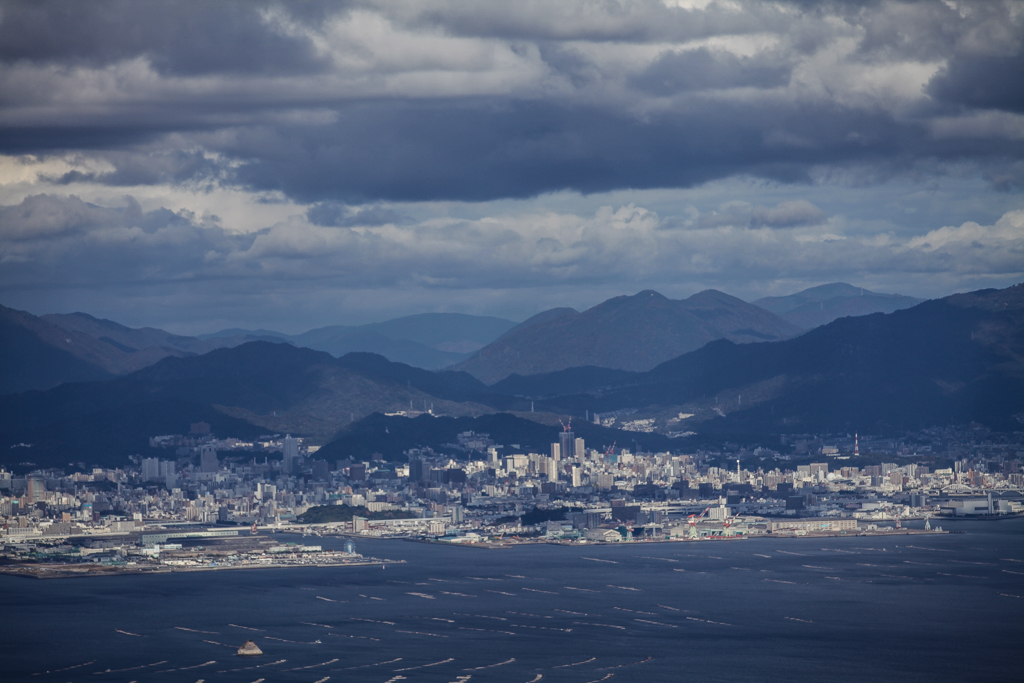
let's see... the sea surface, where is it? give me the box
[3,518,1023,683]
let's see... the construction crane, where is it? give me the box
[687,506,712,540]
[723,511,743,536]
[559,417,572,431]
[604,441,616,463]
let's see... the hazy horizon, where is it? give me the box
[2,279,944,337]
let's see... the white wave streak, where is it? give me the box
[92,660,166,674]
[202,640,237,648]
[31,660,95,675]
[282,659,339,670]
[214,658,286,673]
[327,632,380,641]
[394,657,455,671]
[463,658,516,670]
[340,657,402,670]
[554,657,596,668]
[635,619,676,628]
[154,660,216,673]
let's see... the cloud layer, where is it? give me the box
[0,1,1021,330]
[1,0,1022,200]
[2,193,1020,332]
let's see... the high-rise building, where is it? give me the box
[26,476,46,505]
[141,458,161,482]
[559,430,574,463]
[200,445,218,473]
[258,482,276,501]
[574,437,585,459]
[282,435,299,474]
[550,443,561,462]
[312,459,330,481]
[545,457,558,482]
[409,457,427,482]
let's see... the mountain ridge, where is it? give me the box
[453,289,802,383]
[753,282,923,329]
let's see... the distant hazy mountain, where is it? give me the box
[753,283,923,329]
[453,290,801,384]
[0,305,114,394]
[0,304,212,393]
[530,283,1024,433]
[203,312,518,370]
[0,307,279,393]
[0,305,518,395]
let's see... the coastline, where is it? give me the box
[0,557,404,580]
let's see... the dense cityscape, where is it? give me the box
[4,418,1022,573]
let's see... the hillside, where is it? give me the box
[0,307,114,394]
[452,290,801,383]
[1,304,519,395]
[754,283,923,329]
[531,284,1024,434]
[0,342,501,467]
[0,304,289,394]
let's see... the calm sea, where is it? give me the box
[3,518,1023,683]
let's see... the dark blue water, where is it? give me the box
[4,519,1023,683]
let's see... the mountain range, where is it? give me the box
[205,313,518,370]
[0,306,516,394]
[517,284,1024,434]
[1,282,920,395]
[753,283,923,329]
[452,289,802,383]
[0,283,1020,469]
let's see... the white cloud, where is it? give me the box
[906,209,1024,251]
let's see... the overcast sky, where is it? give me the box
[0,0,1021,334]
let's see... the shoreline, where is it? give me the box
[0,528,951,576]
[0,557,404,580]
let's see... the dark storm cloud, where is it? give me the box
[929,53,1024,113]
[1,0,1023,331]
[0,0,1020,203]
[226,98,1021,203]
[406,0,786,42]
[0,0,330,76]
[631,47,791,94]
